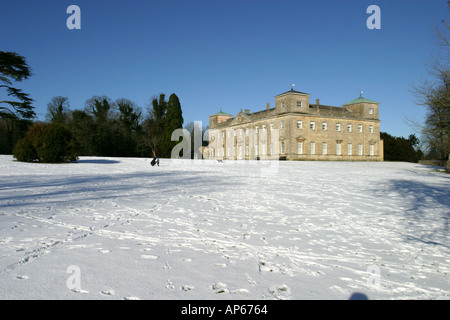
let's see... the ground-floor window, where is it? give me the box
[310,142,315,155]
[297,141,303,155]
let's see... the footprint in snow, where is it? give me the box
[101,289,115,296]
[182,285,194,292]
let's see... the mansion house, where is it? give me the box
[208,88,383,161]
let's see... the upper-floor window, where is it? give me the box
[322,122,327,131]
[369,108,374,115]
[297,101,302,107]
[347,124,352,132]
[281,102,285,108]
[369,125,374,134]
[297,120,303,129]
[358,124,363,133]
[336,123,341,132]
[281,120,285,129]
[310,121,316,130]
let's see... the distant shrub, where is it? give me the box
[13,135,37,162]
[13,122,77,163]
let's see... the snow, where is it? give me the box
[0,155,448,300]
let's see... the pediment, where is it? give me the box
[229,112,252,126]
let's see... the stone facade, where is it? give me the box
[208,89,383,161]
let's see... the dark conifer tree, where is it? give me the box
[161,93,184,158]
[0,52,34,153]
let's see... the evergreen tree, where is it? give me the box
[161,93,183,158]
[69,110,95,156]
[85,96,114,156]
[13,122,77,163]
[0,52,34,153]
[381,132,422,163]
[116,98,142,156]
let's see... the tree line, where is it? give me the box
[380,132,423,163]
[5,93,184,161]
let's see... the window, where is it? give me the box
[281,141,285,154]
[281,120,285,129]
[281,102,285,108]
[347,124,352,132]
[310,121,316,130]
[297,141,303,155]
[347,143,352,156]
[358,125,363,133]
[370,144,375,156]
[239,146,242,159]
[322,142,327,155]
[246,145,249,156]
[358,144,363,156]
[369,108,373,115]
[297,101,302,108]
[262,124,266,131]
[310,142,316,155]
[369,125,374,134]
[262,143,267,156]
[227,147,230,157]
[297,120,303,129]
[255,126,259,133]
[336,143,341,155]
[270,122,273,130]
[322,122,327,131]
[233,129,236,136]
[336,123,341,132]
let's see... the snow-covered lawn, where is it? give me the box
[0,155,448,300]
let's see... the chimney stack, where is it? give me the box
[316,99,320,106]
[266,103,270,110]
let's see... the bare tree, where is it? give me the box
[409,2,450,161]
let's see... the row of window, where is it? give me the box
[212,121,375,139]
[300,121,374,133]
[297,142,375,156]
[211,142,376,157]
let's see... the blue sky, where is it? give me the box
[0,0,446,138]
